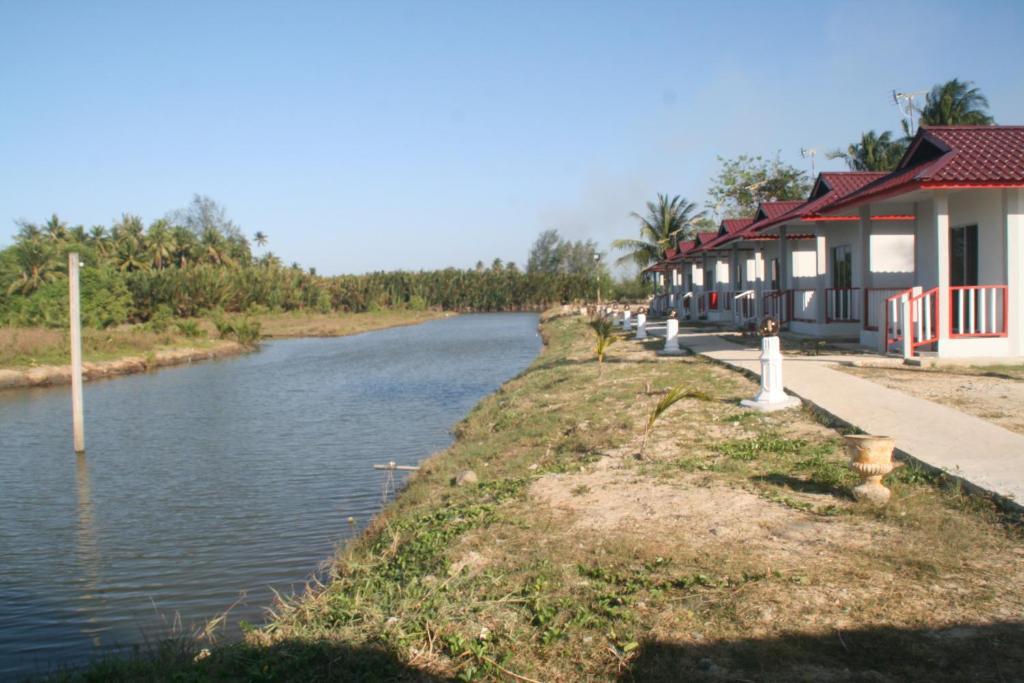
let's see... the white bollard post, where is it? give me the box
[657,317,683,356]
[741,336,801,412]
[635,312,647,340]
[69,252,85,453]
[622,309,631,330]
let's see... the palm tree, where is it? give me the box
[253,231,268,247]
[147,219,175,269]
[7,240,63,294]
[612,194,705,268]
[827,130,907,172]
[88,226,112,258]
[171,226,196,268]
[43,214,68,242]
[918,79,994,126]
[198,227,230,266]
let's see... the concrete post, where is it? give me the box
[68,253,85,453]
[621,309,631,330]
[657,317,683,356]
[635,312,647,339]
[740,336,801,412]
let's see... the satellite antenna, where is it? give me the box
[892,89,927,133]
[800,147,817,176]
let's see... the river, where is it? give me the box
[0,313,541,678]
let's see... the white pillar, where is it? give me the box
[635,312,647,339]
[68,253,85,453]
[657,318,683,356]
[1006,189,1024,355]
[740,336,801,412]
[621,309,631,330]
[778,226,790,291]
[935,193,951,346]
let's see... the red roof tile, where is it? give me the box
[825,125,1024,212]
[753,172,885,232]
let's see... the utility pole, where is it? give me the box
[69,253,85,453]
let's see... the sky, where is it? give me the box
[1,0,1023,275]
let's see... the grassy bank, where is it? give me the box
[56,312,1023,681]
[0,310,448,371]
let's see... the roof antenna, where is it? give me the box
[800,147,817,176]
[892,89,927,134]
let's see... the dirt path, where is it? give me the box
[838,364,1024,435]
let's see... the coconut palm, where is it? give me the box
[827,130,907,172]
[200,227,235,266]
[612,194,705,269]
[918,79,994,126]
[254,231,268,247]
[171,226,196,268]
[43,214,69,242]
[6,239,63,294]
[147,219,175,269]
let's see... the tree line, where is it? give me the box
[0,196,614,328]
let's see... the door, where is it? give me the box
[831,245,853,320]
[950,225,979,334]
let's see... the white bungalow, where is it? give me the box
[646,125,1024,362]
[812,125,1024,360]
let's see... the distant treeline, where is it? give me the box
[0,199,641,328]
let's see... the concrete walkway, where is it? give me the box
[645,323,1023,507]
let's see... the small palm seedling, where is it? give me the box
[589,317,619,376]
[640,384,712,457]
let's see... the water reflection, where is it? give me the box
[0,313,541,678]
[74,454,102,647]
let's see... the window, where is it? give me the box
[950,225,978,287]
[832,245,852,289]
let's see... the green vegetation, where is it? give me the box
[610,194,707,269]
[0,197,610,331]
[57,313,1023,681]
[831,78,994,172]
[588,317,618,374]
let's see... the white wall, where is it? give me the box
[949,189,1007,286]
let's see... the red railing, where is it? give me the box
[720,289,733,312]
[885,287,938,355]
[864,288,907,331]
[791,288,817,323]
[762,289,792,323]
[734,290,757,323]
[697,292,707,319]
[826,287,860,323]
[950,285,1008,338]
[708,291,719,311]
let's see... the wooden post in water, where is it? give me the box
[69,252,85,453]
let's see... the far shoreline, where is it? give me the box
[0,309,452,392]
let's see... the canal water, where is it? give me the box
[0,313,541,678]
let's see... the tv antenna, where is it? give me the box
[800,147,818,176]
[892,89,927,133]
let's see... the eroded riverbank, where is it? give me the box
[0,310,448,391]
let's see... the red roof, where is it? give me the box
[825,125,1024,213]
[691,202,801,253]
[754,172,885,232]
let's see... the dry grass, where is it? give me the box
[0,325,218,368]
[253,309,448,338]
[57,314,1024,682]
[0,310,448,371]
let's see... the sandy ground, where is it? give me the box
[838,365,1024,435]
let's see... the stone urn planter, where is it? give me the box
[845,435,896,504]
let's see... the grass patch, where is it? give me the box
[53,313,1024,682]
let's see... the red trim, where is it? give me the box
[922,182,1024,189]
[863,287,908,331]
[870,214,916,221]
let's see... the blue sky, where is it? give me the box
[2,0,1022,274]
